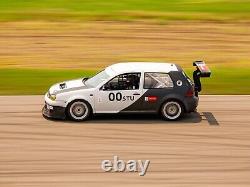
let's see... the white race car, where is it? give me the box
[43,62,210,121]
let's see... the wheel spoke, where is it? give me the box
[162,101,182,120]
[69,101,90,121]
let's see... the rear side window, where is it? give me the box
[144,73,173,89]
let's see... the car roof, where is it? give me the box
[106,62,179,76]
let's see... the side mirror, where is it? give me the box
[100,84,109,91]
[82,77,89,83]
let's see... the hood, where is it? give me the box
[49,78,89,94]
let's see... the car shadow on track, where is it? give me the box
[86,113,203,124]
[201,112,219,125]
[44,112,208,124]
[44,111,219,125]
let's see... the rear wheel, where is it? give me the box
[161,101,183,120]
[67,101,91,121]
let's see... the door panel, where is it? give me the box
[94,72,142,113]
[95,90,142,113]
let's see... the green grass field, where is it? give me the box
[1,67,249,95]
[0,0,250,22]
[0,69,96,95]
[0,0,249,95]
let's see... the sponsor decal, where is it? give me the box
[59,83,66,89]
[177,80,182,86]
[199,64,209,71]
[145,96,158,102]
[108,92,135,102]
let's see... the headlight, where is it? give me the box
[47,92,56,101]
[50,94,56,101]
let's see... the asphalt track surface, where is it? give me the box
[0,95,250,187]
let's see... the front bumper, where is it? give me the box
[42,102,66,119]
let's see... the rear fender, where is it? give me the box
[159,94,186,112]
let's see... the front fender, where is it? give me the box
[66,95,94,112]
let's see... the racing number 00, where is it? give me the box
[109,92,122,101]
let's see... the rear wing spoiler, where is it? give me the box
[193,61,211,96]
[193,61,211,77]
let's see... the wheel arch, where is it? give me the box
[66,98,93,116]
[159,96,186,113]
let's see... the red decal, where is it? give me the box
[148,96,157,102]
[198,64,209,72]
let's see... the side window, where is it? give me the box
[144,73,173,89]
[102,73,141,90]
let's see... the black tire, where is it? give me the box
[161,101,183,121]
[67,100,91,121]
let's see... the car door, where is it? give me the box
[94,73,143,113]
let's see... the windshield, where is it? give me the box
[85,70,110,87]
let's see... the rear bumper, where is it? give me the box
[42,103,66,119]
[184,96,199,113]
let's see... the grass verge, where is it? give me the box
[0,69,96,95]
[0,0,250,22]
[0,67,249,95]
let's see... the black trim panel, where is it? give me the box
[42,103,66,119]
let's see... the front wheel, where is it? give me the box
[67,101,91,121]
[161,101,183,120]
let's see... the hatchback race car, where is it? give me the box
[43,61,210,121]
